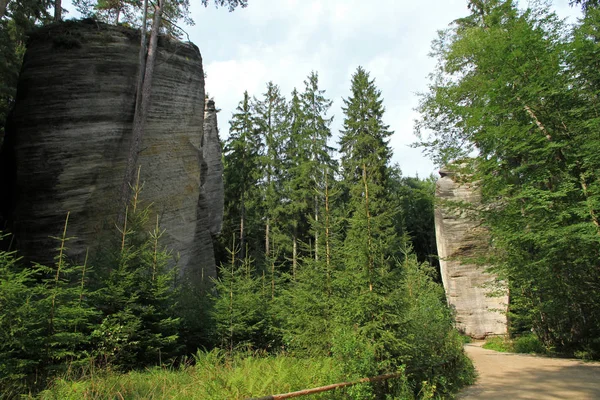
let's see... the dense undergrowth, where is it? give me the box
[39,351,348,400]
[483,334,554,356]
[0,179,474,399]
[38,348,472,400]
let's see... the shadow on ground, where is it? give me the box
[459,343,600,399]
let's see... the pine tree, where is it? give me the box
[93,177,180,369]
[221,91,262,264]
[333,67,408,381]
[0,234,45,395]
[281,88,308,275]
[38,213,99,374]
[211,247,268,352]
[299,72,335,261]
[338,66,400,270]
[283,73,335,270]
[339,67,393,194]
[253,82,289,268]
[1,220,99,395]
[279,74,339,354]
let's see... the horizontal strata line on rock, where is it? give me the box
[1,20,220,282]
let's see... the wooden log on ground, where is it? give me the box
[246,371,403,400]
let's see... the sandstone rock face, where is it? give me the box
[435,168,507,338]
[0,20,222,280]
[202,99,224,236]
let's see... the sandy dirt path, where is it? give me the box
[458,341,600,399]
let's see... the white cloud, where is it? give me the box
[189,0,580,178]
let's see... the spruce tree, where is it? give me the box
[93,179,180,369]
[339,67,393,193]
[338,66,399,268]
[253,82,289,268]
[334,67,407,380]
[299,72,335,261]
[38,214,99,374]
[283,73,335,269]
[281,88,308,275]
[211,248,268,352]
[0,235,44,395]
[221,91,262,264]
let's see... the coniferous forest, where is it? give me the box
[2,0,600,399]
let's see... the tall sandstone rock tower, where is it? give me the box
[0,20,223,280]
[435,166,507,338]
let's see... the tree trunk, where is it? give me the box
[312,113,319,261]
[325,169,331,294]
[292,233,297,280]
[265,217,270,257]
[240,197,246,261]
[363,164,373,292]
[119,0,161,217]
[271,238,275,300]
[314,193,319,261]
[229,243,235,353]
[136,0,149,115]
[0,0,10,19]
[54,0,61,21]
[265,168,271,258]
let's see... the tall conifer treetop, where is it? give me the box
[339,66,393,188]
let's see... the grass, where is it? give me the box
[37,350,359,400]
[482,336,512,352]
[459,334,472,344]
[483,334,546,355]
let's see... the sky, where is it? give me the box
[74,0,582,178]
[184,0,582,178]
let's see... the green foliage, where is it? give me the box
[211,251,270,351]
[399,256,476,396]
[392,174,439,269]
[416,0,600,359]
[283,72,336,267]
[513,334,546,354]
[254,81,289,262]
[37,215,100,374]
[201,0,248,12]
[0,215,102,396]
[92,199,181,370]
[482,336,512,352]
[282,257,334,356]
[177,278,214,354]
[0,0,51,142]
[330,327,381,399]
[484,334,546,355]
[0,235,44,396]
[74,0,194,37]
[219,91,263,265]
[39,350,347,400]
[339,66,393,190]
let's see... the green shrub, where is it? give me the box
[483,336,512,352]
[400,258,476,397]
[513,334,546,354]
[483,334,546,355]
